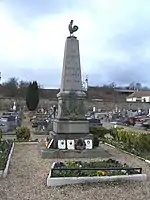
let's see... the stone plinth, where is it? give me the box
[53,119,89,135]
[41,148,111,159]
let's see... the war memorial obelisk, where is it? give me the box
[52,20,92,150]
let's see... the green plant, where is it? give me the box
[0,129,2,142]
[0,152,5,170]
[90,126,108,138]
[93,136,99,147]
[51,160,139,178]
[0,140,13,170]
[26,81,39,111]
[107,127,150,156]
[16,126,30,141]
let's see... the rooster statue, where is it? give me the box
[68,20,78,37]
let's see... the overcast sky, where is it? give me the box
[0,0,150,88]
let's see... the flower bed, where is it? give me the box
[47,159,146,186]
[51,159,141,177]
[0,140,14,177]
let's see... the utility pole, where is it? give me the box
[112,82,117,112]
[85,75,88,91]
[85,75,88,100]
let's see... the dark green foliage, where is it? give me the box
[90,126,110,147]
[26,81,39,111]
[0,140,13,170]
[93,136,99,147]
[0,129,2,141]
[90,126,108,138]
[16,126,30,141]
[106,127,150,156]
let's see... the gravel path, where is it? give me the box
[0,143,150,200]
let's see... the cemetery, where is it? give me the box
[0,21,150,200]
[0,102,22,134]
[31,114,51,134]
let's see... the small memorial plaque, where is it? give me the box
[58,140,66,149]
[67,140,75,150]
[85,139,93,149]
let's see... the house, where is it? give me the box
[126,91,150,102]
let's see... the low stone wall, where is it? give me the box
[0,97,149,111]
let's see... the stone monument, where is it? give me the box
[50,20,92,150]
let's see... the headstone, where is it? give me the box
[51,20,92,149]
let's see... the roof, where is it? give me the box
[127,91,150,98]
[115,89,135,93]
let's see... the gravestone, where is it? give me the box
[51,20,92,149]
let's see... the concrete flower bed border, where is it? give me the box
[0,142,14,178]
[47,172,147,187]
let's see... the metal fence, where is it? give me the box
[51,167,142,176]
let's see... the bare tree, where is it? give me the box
[129,82,135,90]
[18,80,30,97]
[2,77,19,97]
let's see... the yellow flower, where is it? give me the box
[97,170,106,175]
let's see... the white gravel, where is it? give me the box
[0,143,150,200]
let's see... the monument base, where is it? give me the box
[40,147,111,159]
[47,119,93,150]
[53,119,89,136]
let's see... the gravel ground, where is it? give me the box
[0,143,150,200]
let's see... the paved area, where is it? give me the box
[0,143,150,200]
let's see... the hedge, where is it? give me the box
[90,125,150,156]
[90,126,109,138]
[90,126,111,147]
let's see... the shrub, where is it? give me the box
[90,126,108,138]
[16,126,30,141]
[93,136,99,147]
[109,127,150,154]
[0,129,2,141]
[26,81,39,111]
